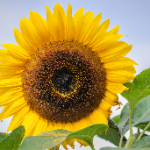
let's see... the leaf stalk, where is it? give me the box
[136,122,150,141]
[119,131,126,147]
[124,108,134,148]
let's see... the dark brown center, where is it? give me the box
[21,41,106,123]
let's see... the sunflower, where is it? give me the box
[0,3,136,148]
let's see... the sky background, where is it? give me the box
[0,0,150,149]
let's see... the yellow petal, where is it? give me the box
[0,77,22,87]
[88,106,108,124]
[81,13,102,45]
[20,17,42,50]
[78,11,94,42]
[106,70,135,83]
[90,19,110,46]
[99,101,111,112]
[45,5,59,41]
[0,49,23,64]
[14,28,35,55]
[106,66,136,74]
[104,57,137,69]
[29,10,50,44]
[106,25,120,35]
[0,65,23,73]
[92,34,124,51]
[7,106,30,132]
[32,118,47,136]
[0,87,23,106]
[98,41,131,61]
[103,91,118,106]
[22,110,40,136]
[73,7,84,40]
[65,4,75,40]
[2,44,30,60]
[53,3,66,41]
[106,81,129,94]
[0,70,22,83]
[102,45,132,62]
[0,74,20,80]
[0,97,26,119]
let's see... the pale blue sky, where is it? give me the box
[0,0,150,149]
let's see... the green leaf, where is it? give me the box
[67,124,107,150]
[19,124,107,150]
[132,95,150,125]
[112,115,120,125]
[101,148,149,150]
[137,122,150,132]
[19,129,71,150]
[131,135,150,148]
[121,68,150,111]
[100,148,129,150]
[0,133,8,142]
[0,125,25,150]
[122,95,150,134]
[98,120,127,147]
[132,133,143,143]
[118,103,129,130]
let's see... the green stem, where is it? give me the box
[136,122,150,141]
[119,131,126,147]
[124,136,134,148]
[119,134,124,147]
[129,109,133,137]
[125,108,133,148]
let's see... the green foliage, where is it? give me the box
[100,147,129,150]
[122,95,150,134]
[137,122,150,132]
[19,124,107,150]
[19,129,71,150]
[0,133,8,142]
[118,103,129,131]
[112,115,120,125]
[67,124,107,150]
[132,95,150,125]
[121,68,150,111]
[101,148,149,150]
[98,120,127,147]
[0,125,25,150]
[131,135,150,148]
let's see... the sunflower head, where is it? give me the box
[0,3,136,141]
[21,40,106,123]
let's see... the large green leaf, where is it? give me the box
[112,115,120,125]
[101,148,149,150]
[19,129,71,150]
[118,103,129,131]
[122,95,150,134]
[67,124,107,150]
[132,95,150,125]
[0,133,8,142]
[98,120,127,147]
[0,125,25,150]
[121,68,150,111]
[19,124,107,150]
[100,148,128,150]
[131,135,150,148]
[137,122,150,132]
